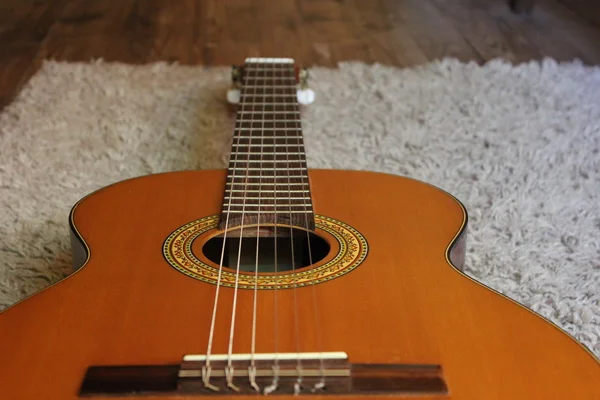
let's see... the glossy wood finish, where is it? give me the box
[1,169,599,399]
[3,0,600,110]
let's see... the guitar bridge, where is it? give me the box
[79,352,448,396]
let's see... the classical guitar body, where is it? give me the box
[1,169,598,399]
[1,58,598,399]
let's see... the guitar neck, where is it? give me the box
[220,58,315,232]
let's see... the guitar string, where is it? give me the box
[263,61,281,395]
[201,64,255,391]
[282,62,305,396]
[225,64,260,391]
[294,82,326,391]
[248,63,266,393]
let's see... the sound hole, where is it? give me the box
[202,227,330,273]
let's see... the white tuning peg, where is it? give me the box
[297,88,315,105]
[297,67,314,105]
[227,65,243,104]
[227,88,241,104]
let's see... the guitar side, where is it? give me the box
[0,169,598,399]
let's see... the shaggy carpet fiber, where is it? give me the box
[0,59,599,357]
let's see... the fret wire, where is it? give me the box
[224,60,314,229]
[226,205,312,209]
[225,211,311,214]
[231,152,305,155]
[241,85,297,88]
[224,206,312,209]
[229,166,307,171]
[227,156,306,161]
[237,103,296,106]
[227,189,309,193]
[234,136,301,140]
[229,166,307,169]
[240,95,298,99]
[244,66,295,70]
[228,169,306,174]
[236,120,301,123]
[237,111,300,114]
[227,182,307,186]
[244,77,296,81]
[225,196,311,200]
[227,163,306,167]
[232,145,304,148]
[225,202,313,205]
[231,141,304,148]
[234,129,301,132]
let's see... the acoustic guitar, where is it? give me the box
[1,58,598,399]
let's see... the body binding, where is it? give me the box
[0,169,598,399]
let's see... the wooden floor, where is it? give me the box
[1,0,600,109]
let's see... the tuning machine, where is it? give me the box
[296,67,315,105]
[226,65,243,105]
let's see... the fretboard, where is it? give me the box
[220,58,315,232]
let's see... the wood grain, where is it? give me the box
[1,169,598,399]
[2,0,600,110]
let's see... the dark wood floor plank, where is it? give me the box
[382,0,485,63]
[430,0,543,64]
[0,45,39,109]
[297,0,344,22]
[197,0,262,65]
[147,0,198,64]
[555,0,600,27]
[535,0,600,64]
[0,1,54,45]
[483,0,600,65]
[0,0,67,109]
[257,0,320,66]
[2,0,600,111]
[41,0,159,63]
[50,0,136,37]
[338,0,404,66]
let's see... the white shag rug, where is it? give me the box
[0,59,599,357]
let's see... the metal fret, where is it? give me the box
[237,111,300,115]
[241,85,297,89]
[232,137,302,141]
[225,195,310,200]
[236,119,301,123]
[224,205,313,209]
[231,152,304,155]
[227,169,306,175]
[244,78,296,81]
[230,163,306,167]
[226,182,306,186]
[227,189,310,193]
[240,95,298,99]
[232,144,304,148]
[234,128,301,132]
[221,58,314,231]
[238,101,296,106]
[225,210,312,214]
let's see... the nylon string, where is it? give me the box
[248,64,267,393]
[282,62,304,396]
[224,65,261,391]
[201,65,257,391]
[294,85,326,391]
[263,61,281,395]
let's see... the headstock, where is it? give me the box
[226,58,315,105]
